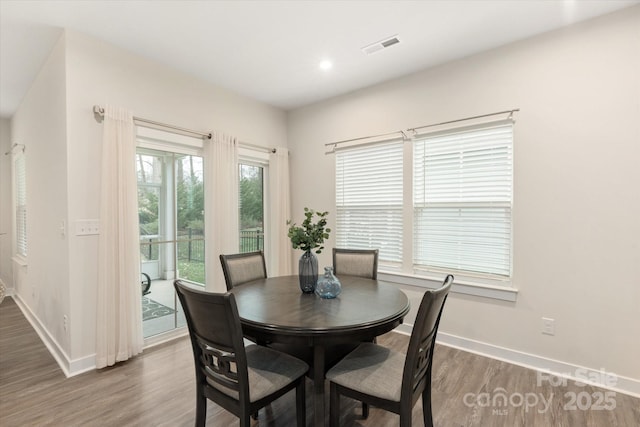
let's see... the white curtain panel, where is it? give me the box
[204,132,239,292]
[269,147,292,275]
[96,106,143,369]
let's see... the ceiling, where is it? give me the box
[1,0,638,118]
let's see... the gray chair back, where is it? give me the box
[402,275,453,413]
[174,281,251,418]
[174,279,308,427]
[219,251,267,290]
[326,274,453,427]
[332,248,379,279]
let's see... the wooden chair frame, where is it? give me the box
[329,275,453,427]
[175,280,306,427]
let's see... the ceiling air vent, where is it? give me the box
[361,35,400,55]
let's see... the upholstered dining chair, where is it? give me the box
[219,250,267,291]
[332,248,379,279]
[326,274,453,427]
[330,247,380,418]
[174,280,308,427]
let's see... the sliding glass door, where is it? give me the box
[239,162,264,253]
[137,148,204,338]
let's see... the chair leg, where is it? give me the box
[239,413,251,427]
[195,391,207,427]
[330,382,340,427]
[296,378,306,427]
[422,391,434,427]
[362,402,369,418]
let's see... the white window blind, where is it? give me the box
[413,121,513,277]
[336,140,403,264]
[15,154,27,257]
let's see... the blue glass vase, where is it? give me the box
[315,266,342,299]
[299,251,318,293]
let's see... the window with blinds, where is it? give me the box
[413,121,513,277]
[335,140,403,265]
[15,154,27,257]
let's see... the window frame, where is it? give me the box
[335,139,405,270]
[238,147,270,257]
[13,151,27,259]
[334,118,517,301]
[136,150,166,263]
[412,120,513,279]
[136,128,206,288]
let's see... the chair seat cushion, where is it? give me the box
[210,344,308,402]
[326,342,404,402]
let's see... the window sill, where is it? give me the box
[12,255,28,268]
[378,270,518,302]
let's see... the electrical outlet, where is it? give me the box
[63,315,68,332]
[542,317,555,335]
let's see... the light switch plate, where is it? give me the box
[75,219,100,236]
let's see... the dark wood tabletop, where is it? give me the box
[230,274,410,427]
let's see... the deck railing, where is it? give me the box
[240,229,264,253]
[140,228,263,262]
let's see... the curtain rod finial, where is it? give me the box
[4,143,25,155]
[93,105,105,123]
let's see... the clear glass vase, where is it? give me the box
[315,266,342,299]
[299,251,318,293]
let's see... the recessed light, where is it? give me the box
[319,60,333,71]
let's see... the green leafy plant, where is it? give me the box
[287,207,331,254]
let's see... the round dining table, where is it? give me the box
[230,274,410,427]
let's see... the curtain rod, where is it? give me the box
[93,105,212,140]
[407,109,519,134]
[240,140,276,154]
[324,130,407,153]
[324,108,519,153]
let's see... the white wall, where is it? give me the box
[0,118,12,290]
[288,7,640,387]
[10,34,71,357]
[63,30,288,364]
[9,29,288,372]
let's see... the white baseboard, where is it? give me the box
[0,277,14,298]
[13,295,72,376]
[394,324,639,398]
[68,354,97,376]
[9,294,191,378]
[10,295,194,377]
[12,295,96,377]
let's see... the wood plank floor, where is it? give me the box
[1,297,638,426]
